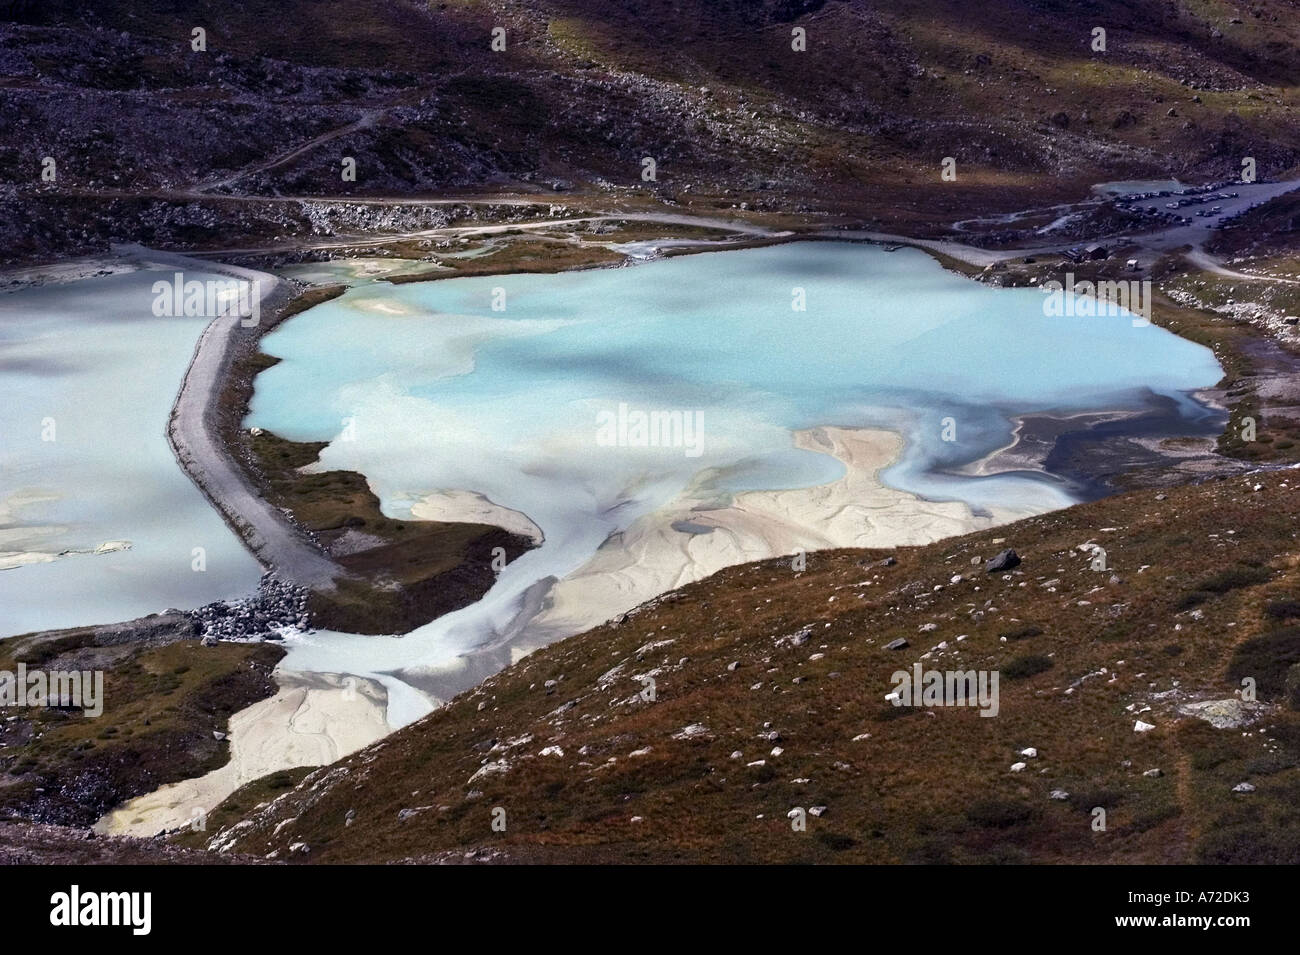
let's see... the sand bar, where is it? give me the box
[97,671,388,838]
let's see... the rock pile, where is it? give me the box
[189,572,311,641]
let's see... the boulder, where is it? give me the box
[672,723,712,741]
[775,627,812,648]
[985,548,1021,573]
[1177,698,1265,730]
[467,759,510,784]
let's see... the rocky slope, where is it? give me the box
[207,470,1300,864]
[4,1,1300,261]
[0,620,284,829]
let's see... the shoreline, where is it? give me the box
[98,670,389,838]
[143,245,348,591]
[523,425,1038,649]
[97,420,1029,837]
[957,407,1150,479]
[956,392,1240,497]
[14,205,1289,843]
[106,420,1057,839]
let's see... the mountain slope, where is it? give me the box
[212,471,1300,864]
[3,1,1300,263]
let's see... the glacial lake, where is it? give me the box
[245,242,1224,727]
[0,269,262,637]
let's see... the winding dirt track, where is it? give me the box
[1184,246,1300,285]
[188,110,385,196]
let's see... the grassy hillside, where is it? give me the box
[0,619,284,828]
[210,470,1300,863]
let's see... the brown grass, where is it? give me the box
[208,470,1300,864]
[0,636,284,828]
[245,431,534,634]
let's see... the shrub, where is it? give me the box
[1130,802,1180,834]
[1195,565,1272,594]
[1098,621,1134,642]
[903,837,955,864]
[1286,663,1300,712]
[974,843,1031,865]
[1182,721,1239,770]
[816,831,857,852]
[1197,824,1300,864]
[1068,788,1125,813]
[1003,654,1053,680]
[1265,599,1300,621]
[1227,626,1300,698]
[1177,566,1272,612]
[966,799,1038,829]
[1245,753,1297,775]
[1175,591,1210,611]
[873,703,921,723]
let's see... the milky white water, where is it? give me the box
[245,242,1223,727]
[0,269,262,637]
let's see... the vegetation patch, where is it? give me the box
[247,431,534,634]
[1002,653,1054,680]
[171,766,314,850]
[965,799,1039,829]
[1194,565,1272,595]
[998,625,1043,642]
[1227,626,1300,699]
[0,636,283,828]
[1264,599,1300,621]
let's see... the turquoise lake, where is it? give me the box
[245,242,1224,726]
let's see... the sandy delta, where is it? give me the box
[101,425,1038,837]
